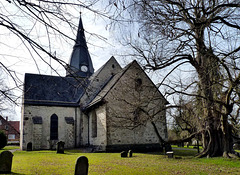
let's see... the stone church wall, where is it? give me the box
[21,105,80,150]
[104,62,168,152]
[88,105,107,151]
[79,112,89,147]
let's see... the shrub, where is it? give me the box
[0,130,7,149]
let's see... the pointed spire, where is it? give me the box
[66,15,94,78]
[75,13,86,47]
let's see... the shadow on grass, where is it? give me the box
[139,148,200,158]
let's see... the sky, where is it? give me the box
[0,1,131,121]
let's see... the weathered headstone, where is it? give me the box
[0,151,14,174]
[57,141,65,154]
[128,150,133,157]
[166,151,174,158]
[75,156,89,175]
[121,151,128,158]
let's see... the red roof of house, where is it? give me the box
[8,121,20,133]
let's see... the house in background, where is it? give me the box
[0,115,20,145]
[21,16,168,152]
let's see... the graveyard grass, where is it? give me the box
[1,146,240,175]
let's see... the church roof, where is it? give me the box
[24,73,88,107]
[66,16,94,77]
[80,56,122,108]
[82,60,134,110]
[83,60,169,110]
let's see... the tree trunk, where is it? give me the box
[193,30,235,157]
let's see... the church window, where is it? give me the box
[112,64,115,68]
[0,120,2,125]
[135,78,142,91]
[92,110,97,138]
[65,117,74,125]
[32,116,42,124]
[50,114,58,140]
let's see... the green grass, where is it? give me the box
[0,145,20,153]
[4,148,239,175]
[172,145,203,149]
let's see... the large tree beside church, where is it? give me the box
[107,0,240,157]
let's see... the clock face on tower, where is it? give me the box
[81,65,88,72]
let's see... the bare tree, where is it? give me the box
[0,0,110,110]
[107,0,240,158]
[0,67,16,118]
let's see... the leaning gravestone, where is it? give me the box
[56,141,65,154]
[121,151,128,158]
[0,151,14,174]
[75,156,89,175]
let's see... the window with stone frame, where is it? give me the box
[92,110,97,138]
[50,114,58,140]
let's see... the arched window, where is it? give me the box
[50,114,58,140]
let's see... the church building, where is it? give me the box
[20,16,168,152]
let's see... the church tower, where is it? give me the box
[66,15,94,77]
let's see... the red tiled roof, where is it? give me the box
[8,121,20,132]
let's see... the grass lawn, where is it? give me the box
[1,146,240,175]
[0,146,20,152]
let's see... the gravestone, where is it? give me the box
[128,150,133,157]
[57,141,65,154]
[75,156,89,175]
[166,151,174,158]
[0,151,14,174]
[121,151,128,158]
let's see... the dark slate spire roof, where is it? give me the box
[66,15,94,77]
